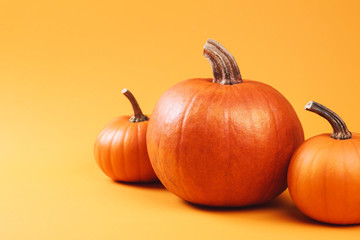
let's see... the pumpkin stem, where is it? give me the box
[122,89,149,123]
[203,39,242,85]
[305,101,352,140]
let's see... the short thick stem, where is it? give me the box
[305,101,352,140]
[122,89,148,122]
[203,39,242,85]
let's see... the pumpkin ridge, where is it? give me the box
[225,86,245,204]
[101,126,121,180]
[317,140,336,222]
[97,129,111,177]
[109,123,127,180]
[323,147,329,222]
[255,87,281,202]
[227,85,250,204]
[349,139,360,222]
[94,128,108,173]
[290,142,320,212]
[309,144,325,183]
[350,139,360,168]
[228,87,252,204]
[153,116,168,187]
[341,143,349,222]
[95,120,121,172]
[121,122,132,181]
[200,84,223,203]
[176,83,214,200]
[295,145,311,189]
[289,140,313,193]
[136,123,142,181]
[323,140,340,222]
[225,87,232,204]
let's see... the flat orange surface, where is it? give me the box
[1,0,360,239]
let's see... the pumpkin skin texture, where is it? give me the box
[147,40,304,207]
[94,89,157,182]
[288,101,360,225]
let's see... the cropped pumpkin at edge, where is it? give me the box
[146,39,304,207]
[288,101,360,225]
[94,89,158,182]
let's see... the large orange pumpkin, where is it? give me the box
[288,101,360,225]
[146,39,304,206]
[94,89,158,182]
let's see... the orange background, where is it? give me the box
[1,0,360,239]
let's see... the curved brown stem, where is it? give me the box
[305,101,352,140]
[203,39,242,85]
[122,89,148,122]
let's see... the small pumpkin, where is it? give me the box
[146,39,304,206]
[288,101,360,225]
[94,89,157,182]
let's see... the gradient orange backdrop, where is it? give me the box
[1,0,360,239]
